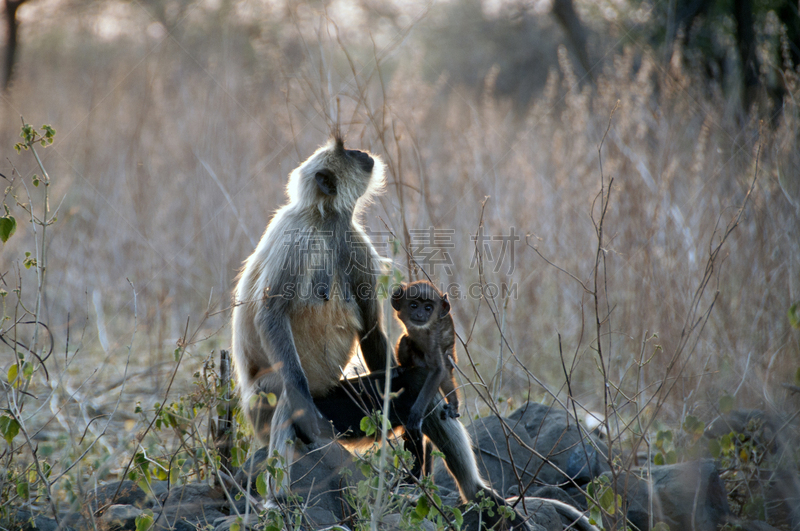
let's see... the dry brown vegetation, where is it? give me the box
[0,0,799,526]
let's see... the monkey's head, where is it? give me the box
[391,281,450,328]
[287,134,385,216]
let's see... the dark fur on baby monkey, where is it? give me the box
[392,280,459,474]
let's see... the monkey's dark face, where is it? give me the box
[392,282,451,327]
[405,298,437,325]
[345,149,375,174]
[287,138,385,214]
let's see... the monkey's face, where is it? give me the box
[405,298,438,326]
[286,137,385,214]
[344,149,374,174]
[392,282,451,327]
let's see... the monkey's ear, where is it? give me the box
[439,294,451,318]
[315,169,337,196]
[391,285,405,311]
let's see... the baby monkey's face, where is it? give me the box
[392,281,451,327]
[405,298,438,325]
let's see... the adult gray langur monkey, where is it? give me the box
[232,134,389,465]
[231,134,528,529]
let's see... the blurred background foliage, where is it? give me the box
[0,0,798,475]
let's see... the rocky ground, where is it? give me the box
[10,402,800,531]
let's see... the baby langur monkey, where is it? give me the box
[392,280,459,441]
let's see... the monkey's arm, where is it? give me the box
[260,306,324,443]
[357,294,393,372]
[395,335,414,368]
[407,364,445,438]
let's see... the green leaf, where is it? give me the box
[795,367,800,387]
[789,303,800,330]
[22,361,33,381]
[682,415,705,436]
[7,364,19,386]
[599,486,616,514]
[452,507,463,528]
[23,253,36,269]
[256,472,268,497]
[666,450,677,464]
[656,429,672,448]
[135,510,154,531]
[719,394,734,414]
[0,414,20,445]
[720,433,734,454]
[0,216,16,243]
[708,439,721,458]
[154,463,167,481]
[653,453,664,466]
[16,479,29,500]
[360,415,376,437]
[266,392,277,407]
[415,494,430,518]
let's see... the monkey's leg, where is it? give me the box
[319,371,528,529]
[257,306,324,443]
[439,375,460,420]
[246,371,284,445]
[315,368,430,479]
[422,437,433,476]
[266,390,298,498]
[314,368,425,435]
[401,430,427,479]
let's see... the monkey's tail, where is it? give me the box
[423,407,531,530]
[423,412,483,501]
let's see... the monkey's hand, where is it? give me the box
[406,410,423,442]
[441,402,460,420]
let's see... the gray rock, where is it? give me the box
[85,480,149,515]
[149,480,171,501]
[213,513,260,531]
[705,409,800,530]
[459,503,547,531]
[236,440,365,522]
[382,513,436,530]
[525,486,582,510]
[705,409,777,441]
[566,441,605,485]
[59,511,85,529]
[598,460,729,531]
[434,405,608,499]
[302,506,341,527]
[12,510,67,531]
[101,504,142,531]
[518,498,563,531]
[735,521,783,531]
[507,402,609,487]
[764,468,800,530]
[471,415,540,497]
[154,483,229,530]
